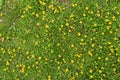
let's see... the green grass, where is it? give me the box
[0,0,120,80]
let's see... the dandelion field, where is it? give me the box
[0,0,120,80]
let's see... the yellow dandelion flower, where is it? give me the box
[59,28,61,31]
[65,22,69,26]
[0,12,3,16]
[80,65,83,69]
[57,43,60,46]
[101,32,104,35]
[105,57,109,61]
[26,51,29,55]
[65,68,69,72]
[117,59,120,62]
[39,1,45,5]
[31,55,35,58]
[74,3,78,6]
[0,33,2,37]
[97,14,100,17]
[45,25,49,29]
[57,66,60,70]
[75,72,78,76]
[109,31,113,34]
[98,57,101,60]
[1,37,4,42]
[89,75,94,79]
[71,60,74,63]
[51,20,54,23]
[21,15,24,18]
[83,13,86,17]
[35,61,39,65]
[89,69,93,73]
[48,75,51,80]
[42,11,45,15]
[77,32,81,36]
[98,70,102,73]
[35,41,39,45]
[88,51,93,56]
[35,13,39,17]
[38,56,42,60]
[25,73,28,76]
[90,18,93,21]
[71,44,74,48]
[28,66,30,69]
[79,20,83,24]
[93,23,97,27]
[85,6,89,10]
[4,67,8,71]
[91,43,95,47]
[106,26,110,30]
[108,21,112,25]
[80,71,83,74]
[90,11,93,14]
[36,23,40,26]
[32,12,35,15]
[6,60,10,66]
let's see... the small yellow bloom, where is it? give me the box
[109,31,113,34]
[0,13,3,16]
[71,60,74,63]
[89,75,94,79]
[80,65,83,69]
[35,13,39,17]
[77,32,81,36]
[28,66,30,69]
[35,61,39,65]
[93,23,97,27]
[0,33,2,37]
[97,14,100,17]
[25,73,28,76]
[6,60,10,66]
[105,57,109,61]
[48,75,51,80]
[20,68,24,73]
[89,69,93,73]
[79,20,83,24]
[108,21,112,25]
[38,56,42,60]
[98,57,101,60]
[65,68,69,72]
[85,6,89,10]
[88,51,93,56]
[71,44,74,48]
[1,37,4,42]
[80,71,83,74]
[101,32,104,35]
[21,15,24,18]
[65,22,69,26]
[35,41,38,45]
[26,51,29,55]
[90,18,93,21]
[31,55,35,58]
[90,11,93,14]
[32,12,35,15]
[91,43,95,47]
[36,23,40,26]
[98,70,102,73]
[45,25,49,29]
[83,13,86,17]
[57,66,60,70]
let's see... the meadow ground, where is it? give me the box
[0,0,120,80]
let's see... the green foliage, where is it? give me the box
[0,0,120,80]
